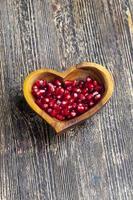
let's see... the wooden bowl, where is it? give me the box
[23,62,114,134]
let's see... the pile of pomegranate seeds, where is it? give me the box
[32,77,104,121]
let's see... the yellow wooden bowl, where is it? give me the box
[23,62,114,134]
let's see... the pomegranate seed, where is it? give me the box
[62,109,70,116]
[72,80,78,86]
[51,109,58,117]
[95,94,101,101]
[84,104,89,111]
[78,80,85,88]
[36,89,46,98]
[79,94,86,101]
[64,90,70,95]
[73,92,78,98]
[82,88,89,96]
[47,108,52,114]
[57,100,61,105]
[64,80,73,86]
[57,95,62,99]
[56,114,65,121]
[93,80,98,86]
[64,94,71,100]
[53,103,60,110]
[72,102,77,109]
[43,97,50,103]
[48,83,55,93]
[74,88,81,93]
[35,80,44,88]
[87,94,93,101]
[89,101,94,107]
[53,79,62,86]
[86,76,92,82]
[70,110,77,117]
[55,87,64,96]
[77,103,85,113]
[43,103,49,110]
[86,83,94,91]
[69,98,75,104]
[61,100,68,107]
[67,86,72,92]
[92,91,99,97]
[49,99,56,107]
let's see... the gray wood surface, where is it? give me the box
[0,0,133,199]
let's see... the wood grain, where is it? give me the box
[0,0,133,199]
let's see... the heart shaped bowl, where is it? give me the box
[23,62,114,134]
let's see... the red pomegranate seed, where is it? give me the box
[57,100,61,105]
[92,91,99,97]
[48,83,55,93]
[47,108,52,114]
[64,80,73,86]
[35,80,44,88]
[55,87,64,96]
[53,79,62,86]
[89,101,94,107]
[93,80,98,86]
[69,98,75,104]
[79,94,86,101]
[64,90,70,95]
[86,76,92,82]
[61,100,68,107]
[36,89,46,98]
[64,94,71,100]
[73,92,78,98]
[49,99,56,108]
[67,86,72,92]
[43,97,50,103]
[82,88,89,96]
[95,94,101,101]
[72,102,77,109]
[56,114,65,121]
[84,104,89,111]
[78,80,85,88]
[62,109,70,116]
[87,94,93,101]
[53,103,60,110]
[57,95,62,99]
[86,83,94,91]
[43,103,49,110]
[70,110,77,117]
[51,109,58,117]
[77,103,85,113]
[72,80,78,86]
[74,88,81,93]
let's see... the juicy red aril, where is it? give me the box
[64,80,73,86]
[49,99,56,107]
[56,114,65,121]
[48,83,55,93]
[70,110,77,117]
[86,76,92,82]
[77,104,85,113]
[64,94,71,100]
[87,94,93,101]
[86,83,94,91]
[61,100,68,107]
[47,108,52,114]
[32,76,104,121]
[95,94,101,101]
[51,109,58,117]
[53,79,62,86]
[73,92,78,98]
[79,94,86,101]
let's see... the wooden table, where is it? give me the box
[0,0,133,199]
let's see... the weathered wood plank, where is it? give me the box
[0,0,133,199]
